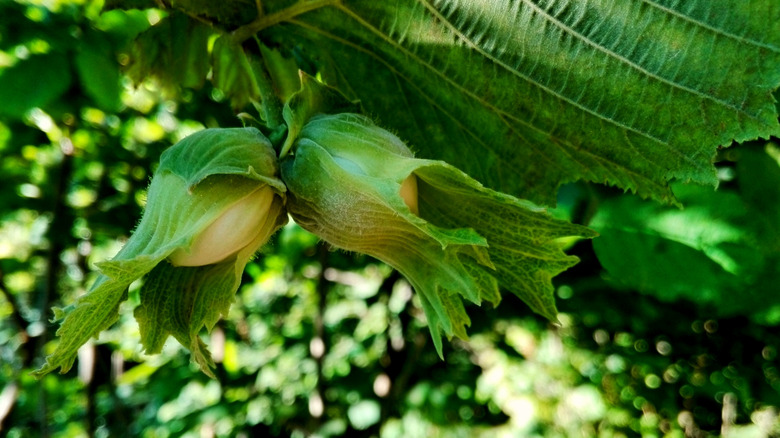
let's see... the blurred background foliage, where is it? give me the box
[1,1,779,437]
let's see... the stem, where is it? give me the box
[249,38,285,130]
[230,0,341,45]
[278,130,294,159]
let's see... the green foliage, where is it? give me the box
[0,1,149,118]
[591,142,780,322]
[75,30,123,112]
[0,53,72,118]
[125,13,212,93]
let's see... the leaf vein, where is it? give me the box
[420,0,706,172]
[291,17,567,174]
[638,0,780,54]
[518,0,761,123]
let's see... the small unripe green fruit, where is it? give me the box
[169,185,275,266]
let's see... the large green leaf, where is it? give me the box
[262,0,780,205]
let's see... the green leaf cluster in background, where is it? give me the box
[125,12,212,92]
[0,1,150,118]
[592,142,780,322]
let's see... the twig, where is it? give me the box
[230,0,341,45]
[178,10,218,28]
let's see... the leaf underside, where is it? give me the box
[264,0,780,205]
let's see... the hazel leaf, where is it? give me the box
[269,0,780,206]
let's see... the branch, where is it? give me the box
[230,0,341,45]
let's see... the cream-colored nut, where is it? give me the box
[170,185,275,266]
[400,173,418,216]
